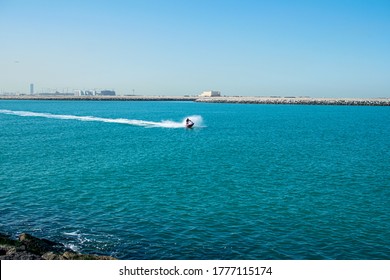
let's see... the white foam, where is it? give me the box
[0,110,204,129]
[64,243,80,252]
[63,231,80,236]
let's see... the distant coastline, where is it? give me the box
[1,95,389,106]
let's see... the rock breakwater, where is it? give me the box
[195,96,390,106]
[0,95,389,106]
[0,233,116,260]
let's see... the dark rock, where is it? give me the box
[62,251,116,260]
[0,232,117,260]
[42,251,66,260]
[0,251,43,260]
[0,233,19,246]
[16,244,26,251]
[19,233,65,255]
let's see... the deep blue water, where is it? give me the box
[1,100,389,259]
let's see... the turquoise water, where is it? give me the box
[1,100,389,259]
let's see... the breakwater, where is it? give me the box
[0,95,389,106]
[195,96,390,106]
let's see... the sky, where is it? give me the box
[0,0,389,97]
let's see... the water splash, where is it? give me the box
[0,109,204,128]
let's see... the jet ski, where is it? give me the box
[185,118,194,128]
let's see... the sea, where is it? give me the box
[0,100,389,260]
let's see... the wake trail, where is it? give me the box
[0,109,204,128]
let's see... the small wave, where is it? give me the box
[62,230,92,252]
[63,231,80,237]
[63,243,80,252]
[0,109,204,129]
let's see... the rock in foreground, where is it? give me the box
[0,233,116,260]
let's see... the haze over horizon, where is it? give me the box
[1,0,389,98]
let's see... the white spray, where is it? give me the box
[0,110,205,129]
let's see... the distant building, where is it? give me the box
[199,90,221,97]
[100,90,116,96]
[74,89,116,96]
[84,90,97,96]
[74,90,83,96]
[30,84,34,94]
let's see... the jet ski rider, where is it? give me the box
[186,118,194,127]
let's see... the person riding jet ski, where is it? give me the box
[185,118,194,128]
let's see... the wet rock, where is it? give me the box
[1,251,43,260]
[0,232,117,260]
[42,251,66,260]
[19,233,65,255]
[0,233,18,246]
[62,251,116,260]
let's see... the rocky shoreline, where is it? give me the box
[195,96,390,106]
[0,95,389,106]
[0,233,116,260]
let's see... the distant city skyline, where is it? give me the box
[1,0,389,97]
[0,83,119,96]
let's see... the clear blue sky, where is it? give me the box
[1,0,389,97]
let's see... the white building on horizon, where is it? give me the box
[199,90,221,97]
[74,89,115,96]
